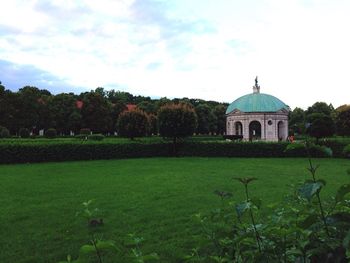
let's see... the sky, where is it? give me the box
[1,0,349,109]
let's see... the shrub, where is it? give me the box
[80,128,91,135]
[45,128,57,138]
[116,109,149,139]
[343,144,350,158]
[88,134,105,141]
[19,128,30,138]
[284,142,332,157]
[0,126,10,138]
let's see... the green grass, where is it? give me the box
[1,157,349,262]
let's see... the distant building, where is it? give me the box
[226,78,290,141]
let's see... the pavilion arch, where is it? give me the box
[234,121,243,135]
[278,121,287,141]
[249,120,261,141]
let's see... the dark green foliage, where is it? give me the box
[307,113,335,140]
[318,139,349,157]
[158,103,198,141]
[192,158,350,262]
[116,109,149,139]
[0,126,10,138]
[0,140,341,164]
[80,128,91,135]
[343,144,350,158]
[147,114,158,136]
[284,143,332,157]
[19,127,30,138]
[289,107,306,135]
[45,128,57,138]
[88,134,105,141]
[307,101,335,116]
[336,105,350,136]
[195,104,217,134]
[180,141,288,157]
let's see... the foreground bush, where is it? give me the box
[189,160,350,262]
[284,142,332,157]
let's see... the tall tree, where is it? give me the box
[158,103,197,153]
[116,109,149,139]
[289,107,306,135]
[336,105,350,136]
[81,91,112,133]
[195,104,217,134]
[213,104,227,135]
[306,113,335,141]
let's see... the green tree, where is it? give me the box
[213,104,227,135]
[195,104,217,134]
[289,107,306,135]
[336,105,350,136]
[306,113,335,141]
[147,113,158,136]
[158,103,197,153]
[306,102,335,117]
[81,92,112,133]
[116,109,149,139]
[49,93,78,135]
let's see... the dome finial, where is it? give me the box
[253,76,260,94]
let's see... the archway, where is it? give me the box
[278,121,286,141]
[249,121,261,141]
[234,121,243,135]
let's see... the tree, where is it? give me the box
[306,102,335,117]
[336,105,350,136]
[213,104,227,135]
[289,107,306,135]
[81,92,112,133]
[48,93,78,134]
[195,104,217,134]
[158,103,197,153]
[116,109,149,139]
[306,113,335,141]
[147,113,158,136]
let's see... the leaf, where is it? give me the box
[298,182,323,201]
[343,230,350,249]
[79,244,95,255]
[142,253,160,261]
[250,197,262,209]
[298,214,319,229]
[235,201,250,218]
[234,177,257,185]
[336,184,350,203]
[96,240,120,253]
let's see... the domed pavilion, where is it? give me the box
[226,78,290,141]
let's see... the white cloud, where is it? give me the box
[0,0,349,109]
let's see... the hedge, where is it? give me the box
[0,141,338,164]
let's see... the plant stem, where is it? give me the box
[244,184,262,253]
[308,157,330,237]
[91,235,103,263]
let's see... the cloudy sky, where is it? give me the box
[1,0,349,109]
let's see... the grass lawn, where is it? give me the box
[0,157,349,262]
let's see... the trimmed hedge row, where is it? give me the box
[0,140,339,164]
[0,142,172,164]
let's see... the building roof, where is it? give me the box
[226,93,290,114]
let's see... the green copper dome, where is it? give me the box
[226,93,290,114]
